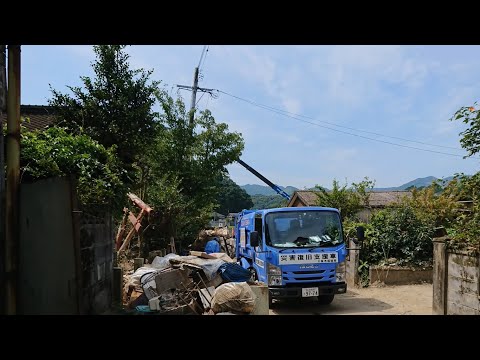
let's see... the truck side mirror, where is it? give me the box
[355,226,365,243]
[250,231,259,247]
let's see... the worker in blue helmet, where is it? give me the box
[204,236,221,254]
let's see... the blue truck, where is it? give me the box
[235,206,363,306]
[234,159,364,307]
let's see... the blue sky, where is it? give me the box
[20,45,480,189]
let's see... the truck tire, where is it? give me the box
[248,267,258,282]
[317,294,334,305]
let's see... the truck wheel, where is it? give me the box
[248,267,258,282]
[317,294,334,305]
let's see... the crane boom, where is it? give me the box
[237,159,291,201]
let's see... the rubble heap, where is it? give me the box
[122,251,266,315]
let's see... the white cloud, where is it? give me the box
[306,46,434,109]
[283,134,301,144]
[215,46,305,119]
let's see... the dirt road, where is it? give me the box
[269,283,432,315]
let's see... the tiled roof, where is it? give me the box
[0,105,55,131]
[288,190,412,207]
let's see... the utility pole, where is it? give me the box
[5,45,20,315]
[188,67,199,126]
[0,45,6,315]
[177,71,217,126]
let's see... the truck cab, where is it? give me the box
[235,206,349,306]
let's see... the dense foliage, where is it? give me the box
[449,102,480,250]
[315,177,375,221]
[42,45,246,255]
[215,176,253,215]
[20,126,125,212]
[450,101,480,158]
[344,204,435,287]
[250,194,287,209]
[343,173,480,286]
[446,173,480,251]
[362,207,434,267]
[49,45,160,186]
[140,92,244,252]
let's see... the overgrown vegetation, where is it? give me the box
[445,173,480,251]
[49,45,160,187]
[19,125,125,213]
[315,177,375,221]
[343,175,479,286]
[141,92,244,252]
[215,176,253,215]
[250,194,287,209]
[344,203,435,287]
[449,102,480,250]
[339,101,480,286]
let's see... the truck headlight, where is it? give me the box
[268,275,282,286]
[268,263,282,286]
[335,261,346,283]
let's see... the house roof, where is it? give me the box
[288,190,321,207]
[0,105,55,131]
[287,190,412,208]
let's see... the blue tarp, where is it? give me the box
[217,262,252,282]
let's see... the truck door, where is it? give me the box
[252,214,268,283]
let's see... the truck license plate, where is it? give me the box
[302,287,319,297]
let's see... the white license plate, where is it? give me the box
[302,287,319,297]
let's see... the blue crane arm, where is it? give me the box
[236,159,291,201]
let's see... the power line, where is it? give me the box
[200,45,209,71]
[216,89,479,160]
[198,45,208,70]
[195,91,206,107]
[218,89,464,152]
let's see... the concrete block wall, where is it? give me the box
[446,252,479,315]
[432,237,480,315]
[79,213,114,314]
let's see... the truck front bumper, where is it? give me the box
[269,283,347,299]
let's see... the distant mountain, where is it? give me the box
[241,184,299,196]
[242,175,463,196]
[374,176,457,191]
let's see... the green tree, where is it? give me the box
[251,194,287,209]
[215,175,253,215]
[450,102,480,158]
[141,92,244,251]
[315,177,375,221]
[397,181,460,228]
[449,101,480,250]
[448,173,480,250]
[20,126,125,212]
[364,206,435,267]
[48,45,160,185]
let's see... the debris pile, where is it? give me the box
[122,251,265,315]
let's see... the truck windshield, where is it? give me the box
[265,211,344,248]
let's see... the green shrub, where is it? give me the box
[20,126,126,212]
